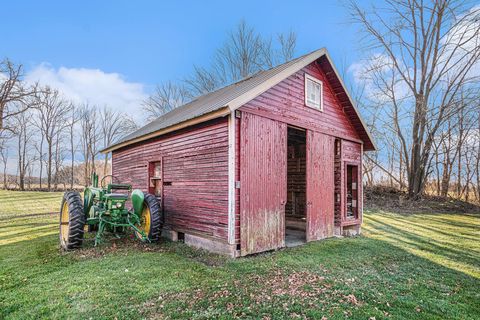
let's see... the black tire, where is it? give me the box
[59,191,86,250]
[136,193,162,242]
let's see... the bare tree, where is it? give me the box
[100,106,137,176]
[0,59,39,131]
[33,87,72,191]
[12,110,34,191]
[79,105,100,186]
[185,20,297,97]
[143,82,189,120]
[143,21,297,123]
[67,104,80,189]
[33,133,45,189]
[0,133,9,189]
[351,0,480,198]
[475,119,480,201]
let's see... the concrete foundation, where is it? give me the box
[184,234,238,257]
[162,229,238,257]
[342,224,361,237]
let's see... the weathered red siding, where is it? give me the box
[112,59,365,254]
[239,63,361,143]
[306,130,335,240]
[112,118,230,242]
[341,140,363,226]
[235,61,363,244]
[240,112,287,255]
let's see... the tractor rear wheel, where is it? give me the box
[59,191,86,250]
[135,193,162,242]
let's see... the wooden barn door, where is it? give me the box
[306,130,335,241]
[240,112,287,255]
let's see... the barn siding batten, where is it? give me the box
[227,112,236,245]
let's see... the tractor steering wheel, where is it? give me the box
[100,174,121,188]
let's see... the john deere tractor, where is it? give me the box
[59,173,162,249]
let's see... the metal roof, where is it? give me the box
[103,48,376,152]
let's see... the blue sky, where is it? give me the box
[2,0,366,89]
[3,0,377,175]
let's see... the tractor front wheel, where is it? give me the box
[59,191,86,250]
[135,193,162,242]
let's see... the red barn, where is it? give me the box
[103,48,375,257]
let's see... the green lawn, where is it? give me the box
[0,190,479,319]
[0,190,63,216]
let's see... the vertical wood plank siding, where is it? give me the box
[236,61,363,244]
[306,130,335,240]
[112,118,230,242]
[240,113,287,255]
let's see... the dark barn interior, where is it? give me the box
[285,127,307,246]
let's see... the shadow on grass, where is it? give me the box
[364,214,479,279]
[420,215,480,230]
[0,212,56,221]
[388,218,479,241]
[1,211,480,319]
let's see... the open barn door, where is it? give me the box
[240,112,287,255]
[306,130,335,241]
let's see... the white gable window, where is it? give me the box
[305,74,323,111]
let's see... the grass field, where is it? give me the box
[0,190,479,319]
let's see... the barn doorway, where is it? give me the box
[285,127,307,247]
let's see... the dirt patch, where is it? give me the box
[67,235,168,260]
[365,186,480,214]
[67,234,227,267]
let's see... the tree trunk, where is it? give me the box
[47,141,52,191]
[2,163,6,189]
[38,136,43,190]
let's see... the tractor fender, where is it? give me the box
[131,189,145,216]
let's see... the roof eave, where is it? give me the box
[320,51,377,151]
[101,106,230,154]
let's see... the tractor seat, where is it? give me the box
[104,193,128,200]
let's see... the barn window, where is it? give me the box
[346,164,358,220]
[305,74,323,111]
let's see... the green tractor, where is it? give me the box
[59,173,162,249]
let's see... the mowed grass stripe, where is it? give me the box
[0,190,479,319]
[0,190,63,216]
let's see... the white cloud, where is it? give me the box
[348,53,411,103]
[441,5,480,79]
[25,64,148,119]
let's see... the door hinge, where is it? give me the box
[235,181,241,189]
[235,110,241,118]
